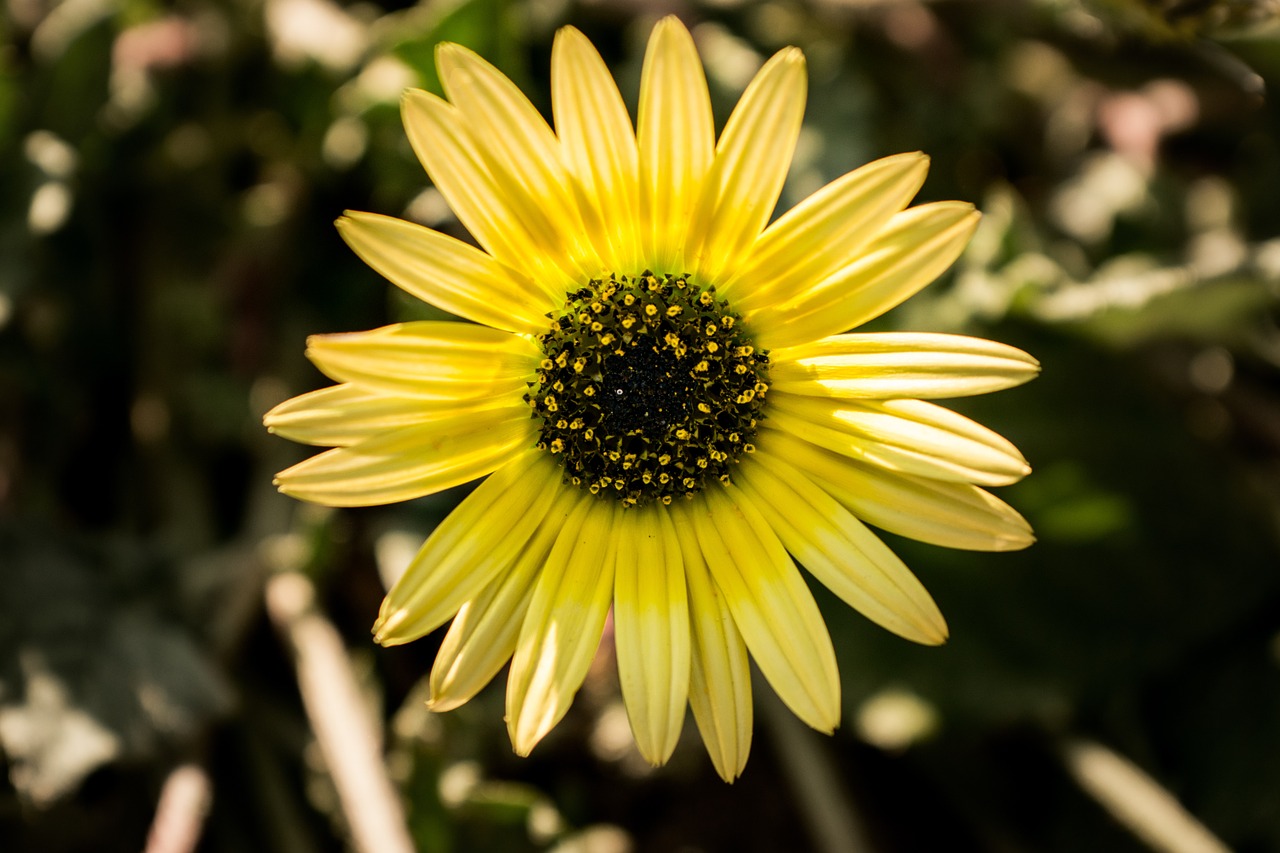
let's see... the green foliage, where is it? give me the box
[389,0,530,97]
[0,526,231,806]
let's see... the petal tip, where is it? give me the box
[636,745,673,769]
[435,41,485,89]
[757,44,807,82]
[704,746,748,783]
[372,610,407,646]
[335,209,379,230]
[426,694,465,713]
[553,24,587,44]
[893,149,930,170]
[998,531,1037,551]
[779,46,805,66]
[509,726,539,758]
[921,625,949,646]
[400,87,450,131]
[433,40,462,64]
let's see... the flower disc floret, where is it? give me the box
[527,272,770,507]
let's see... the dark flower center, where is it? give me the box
[598,343,691,434]
[526,272,770,507]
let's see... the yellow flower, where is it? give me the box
[265,17,1038,781]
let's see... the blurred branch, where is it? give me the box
[1059,738,1231,853]
[264,569,414,853]
[143,763,213,853]
[758,678,876,853]
[1192,39,1265,97]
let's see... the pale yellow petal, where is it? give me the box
[637,16,715,272]
[763,429,1034,551]
[336,211,554,335]
[273,405,536,507]
[751,202,980,349]
[613,503,689,766]
[725,152,929,310]
[686,48,807,286]
[264,384,448,447]
[552,26,641,273]
[305,322,537,401]
[435,43,569,210]
[429,484,581,711]
[373,451,561,645]
[401,90,577,297]
[670,501,752,782]
[507,497,620,756]
[735,454,947,644]
[770,333,1041,400]
[692,484,841,733]
[434,45,595,281]
[767,393,1030,487]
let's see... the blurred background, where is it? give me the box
[3,0,1280,850]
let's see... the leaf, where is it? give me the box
[0,525,233,806]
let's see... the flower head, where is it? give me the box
[266,18,1038,781]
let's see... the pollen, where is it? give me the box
[525,272,770,506]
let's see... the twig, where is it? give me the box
[143,763,214,853]
[1059,737,1231,853]
[757,677,875,853]
[264,570,415,853]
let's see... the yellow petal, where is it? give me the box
[507,497,620,756]
[336,211,554,335]
[429,484,581,711]
[613,503,689,766]
[273,405,536,507]
[264,384,450,447]
[692,484,840,733]
[752,202,980,349]
[670,501,752,782]
[767,393,1031,487]
[770,332,1041,400]
[686,47,807,286]
[735,454,947,645]
[637,16,714,272]
[434,45,596,281]
[401,89,578,297]
[764,430,1034,551]
[373,451,562,645]
[305,322,537,401]
[552,26,641,273]
[725,152,929,310]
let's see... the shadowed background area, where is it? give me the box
[2,0,1280,851]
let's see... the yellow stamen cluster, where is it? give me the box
[527,272,770,507]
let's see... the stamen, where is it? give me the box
[526,272,769,507]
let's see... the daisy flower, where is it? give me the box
[265,17,1037,781]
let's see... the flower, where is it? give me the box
[265,17,1038,781]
